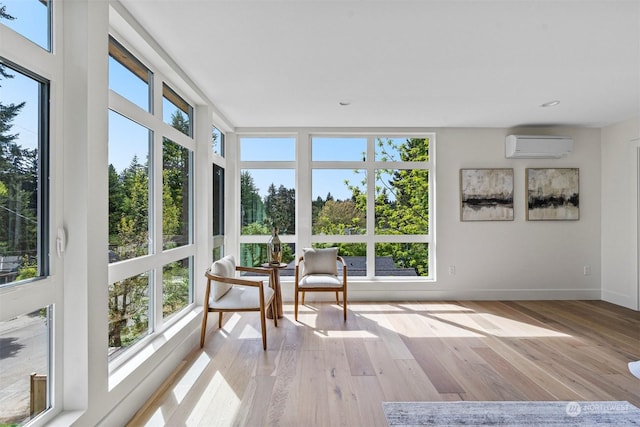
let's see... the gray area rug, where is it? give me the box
[382,401,640,426]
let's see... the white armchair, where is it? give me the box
[200,255,277,350]
[294,247,347,321]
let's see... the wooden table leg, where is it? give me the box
[267,267,284,319]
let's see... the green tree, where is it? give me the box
[162,136,189,248]
[108,156,149,348]
[108,274,149,349]
[165,111,191,247]
[314,199,365,235]
[241,222,270,266]
[162,261,189,318]
[241,171,264,228]
[264,183,295,234]
[374,138,429,275]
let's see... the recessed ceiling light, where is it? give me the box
[540,100,560,107]
[339,101,351,106]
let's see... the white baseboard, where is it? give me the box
[281,287,602,302]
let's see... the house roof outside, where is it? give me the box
[278,256,417,277]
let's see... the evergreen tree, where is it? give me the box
[240,171,264,228]
[264,183,295,234]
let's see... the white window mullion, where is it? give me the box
[152,127,163,331]
[366,136,376,276]
[297,130,311,253]
[151,65,164,330]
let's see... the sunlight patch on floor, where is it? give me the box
[398,303,475,313]
[313,330,378,339]
[173,352,211,404]
[186,371,240,426]
[145,408,166,426]
[476,313,572,338]
[346,304,406,312]
[238,324,262,340]
[421,316,484,338]
[221,313,242,332]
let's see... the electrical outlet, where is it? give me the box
[583,265,591,276]
[449,265,456,276]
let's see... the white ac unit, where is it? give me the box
[505,135,574,159]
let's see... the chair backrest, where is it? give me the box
[301,247,338,276]
[210,255,236,301]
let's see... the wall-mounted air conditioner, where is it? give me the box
[505,135,574,159]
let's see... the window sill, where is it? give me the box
[108,306,202,391]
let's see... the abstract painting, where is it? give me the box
[526,168,579,220]
[460,168,514,221]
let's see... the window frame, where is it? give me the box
[0,5,57,423]
[0,57,51,287]
[238,135,297,267]
[107,35,197,368]
[235,131,435,280]
[310,134,434,279]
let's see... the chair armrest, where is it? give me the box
[236,265,272,276]
[205,270,265,288]
[337,256,347,277]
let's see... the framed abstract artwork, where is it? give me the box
[460,168,514,221]
[526,168,579,221]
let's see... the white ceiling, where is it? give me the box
[119,0,639,129]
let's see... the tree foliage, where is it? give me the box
[264,183,295,234]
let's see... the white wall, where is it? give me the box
[601,117,640,310]
[432,127,601,300]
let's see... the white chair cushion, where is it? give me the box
[302,247,338,275]
[209,284,275,310]
[211,255,236,301]
[298,274,343,289]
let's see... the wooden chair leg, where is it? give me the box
[260,306,268,350]
[343,290,347,321]
[335,291,339,305]
[301,291,305,305]
[294,287,299,321]
[272,300,278,327]
[218,312,223,328]
[200,309,209,348]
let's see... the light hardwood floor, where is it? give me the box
[128,300,640,426]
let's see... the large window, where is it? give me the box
[162,83,191,137]
[1,7,52,422]
[239,137,296,267]
[311,136,431,277]
[108,110,151,262]
[0,60,49,287]
[212,126,225,261]
[0,0,51,51]
[238,134,433,278]
[162,138,191,250]
[108,36,152,112]
[108,36,195,360]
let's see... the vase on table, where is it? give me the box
[267,227,282,265]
